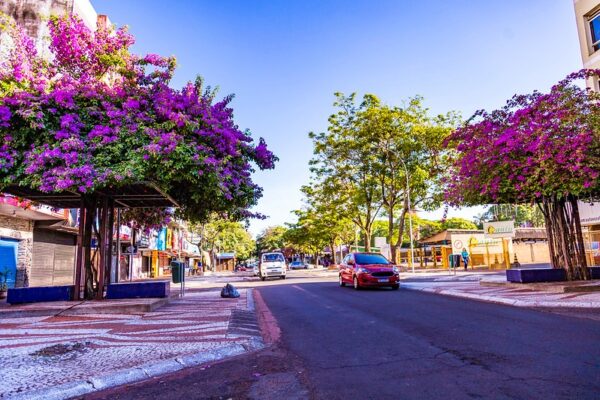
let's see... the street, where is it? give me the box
[83,272,600,400]
[1,2,600,400]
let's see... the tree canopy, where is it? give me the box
[440,217,478,231]
[256,226,288,254]
[0,15,277,224]
[444,70,599,206]
[308,93,456,260]
[444,70,600,279]
[189,217,255,262]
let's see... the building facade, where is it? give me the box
[573,0,600,266]
[574,0,600,87]
[0,0,98,46]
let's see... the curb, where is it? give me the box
[401,284,600,309]
[8,343,249,400]
[0,298,170,319]
[253,289,280,345]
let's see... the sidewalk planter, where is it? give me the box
[507,267,600,283]
[7,285,74,304]
[105,281,170,299]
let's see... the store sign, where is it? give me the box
[578,201,600,226]
[157,228,166,251]
[138,234,150,249]
[483,220,515,238]
[122,244,138,255]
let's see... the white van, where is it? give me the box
[259,252,287,281]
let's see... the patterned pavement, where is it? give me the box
[401,273,600,308]
[0,289,261,399]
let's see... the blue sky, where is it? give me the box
[95,0,582,237]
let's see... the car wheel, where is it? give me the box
[339,275,346,287]
[281,275,286,280]
[391,284,399,290]
[353,276,360,290]
[261,276,266,281]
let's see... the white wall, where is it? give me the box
[72,0,97,30]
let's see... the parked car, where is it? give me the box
[339,252,400,290]
[235,264,248,272]
[289,261,307,270]
[259,252,287,280]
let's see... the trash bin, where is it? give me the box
[170,261,185,284]
[449,254,460,269]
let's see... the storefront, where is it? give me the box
[420,228,512,269]
[0,195,66,287]
[30,223,77,287]
[216,252,236,271]
[580,201,600,266]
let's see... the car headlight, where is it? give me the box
[393,266,399,274]
[356,267,369,274]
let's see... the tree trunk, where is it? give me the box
[540,195,589,281]
[364,226,372,252]
[83,194,97,300]
[387,210,396,263]
[330,239,337,264]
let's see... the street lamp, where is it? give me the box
[400,159,415,274]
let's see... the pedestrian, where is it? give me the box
[461,248,470,270]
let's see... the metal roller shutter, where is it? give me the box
[31,229,76,287]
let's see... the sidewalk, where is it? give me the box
[400,270,600,308]
[0,288,264,400]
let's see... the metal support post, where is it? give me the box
[114,209,121,283]
[73,200,86,301]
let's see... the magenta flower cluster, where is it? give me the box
[444,69,600,206]
[0,15,277,223]
[121,207,173,234]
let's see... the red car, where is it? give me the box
[339,252,400,290]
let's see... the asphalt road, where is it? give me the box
[82,278,600,400]
[260,281,600,399]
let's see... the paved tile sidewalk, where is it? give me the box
[0,289,262,400]
[401,272,600,308]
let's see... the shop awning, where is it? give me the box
[2,182,179,209]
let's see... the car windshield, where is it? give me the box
[355,253,391,265]
[263,254,284,262]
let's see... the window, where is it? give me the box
[590,13,600,52]
[262,253,284,262]
[355,253,391,265]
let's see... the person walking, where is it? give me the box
[461,248,470,270]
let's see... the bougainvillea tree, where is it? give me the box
[444,70,600,280]
[0,15,276,297]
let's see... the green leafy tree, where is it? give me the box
[256,226,288,254]
[479,204,545,227]
[414,217,442,241]
[297,183,355,263]
[309,93,457,260]
[440,217,478,230]
[309,94,383,252]
[283,216,326,264]
[189,217,255,267]
[369,220,394,244]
